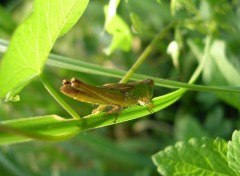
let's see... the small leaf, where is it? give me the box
[104,5,132,55]
[104,0,120,26]
[228,130,240,175]
[152,137,236,176]
[171,0,198,16]
[130,13,143,34]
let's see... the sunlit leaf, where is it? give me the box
[152,137,236,176]
[0,0,88,99]
[228,130,240,175]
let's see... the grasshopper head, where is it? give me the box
[135,79,154,106]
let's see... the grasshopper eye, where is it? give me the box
[62,79,71,86]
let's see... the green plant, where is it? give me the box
[0,0,240,175]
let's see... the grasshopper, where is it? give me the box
[60,78,154,122]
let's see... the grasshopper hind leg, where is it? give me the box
[146,102,154,114]
[106,105,122,123]
[92,105,108,114]
[92,105,122,123]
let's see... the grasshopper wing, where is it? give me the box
[101,83,135,92]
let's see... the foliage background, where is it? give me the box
[0,0,240,175]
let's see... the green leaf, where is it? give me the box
[0,88,184,145]
[0,115,79,144]
[228,130,240,175]
[188,39,240,110]
[130,13,143,34]
[204,106,232,138]
[207,40,240,86]
[175,115,207,140]
[104,4,132,54]
[0,0,89,99]
[205,40,240,109]
[170,0,198,16]
[152,137,236,176]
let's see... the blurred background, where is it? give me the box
[0,0,240,175]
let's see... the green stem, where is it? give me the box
[40,74,81,119]
[1,39,240,94]
[188,36,212,84]
[120,21,176,83]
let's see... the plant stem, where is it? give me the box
[120,21,176,83]
[40,74,81,119]
[188,36,212,84]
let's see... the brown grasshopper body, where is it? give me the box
[60,78,154,121]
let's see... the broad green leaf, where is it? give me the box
[152,137,236,176]
[0,0,89,99]
[228,130,240,175]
